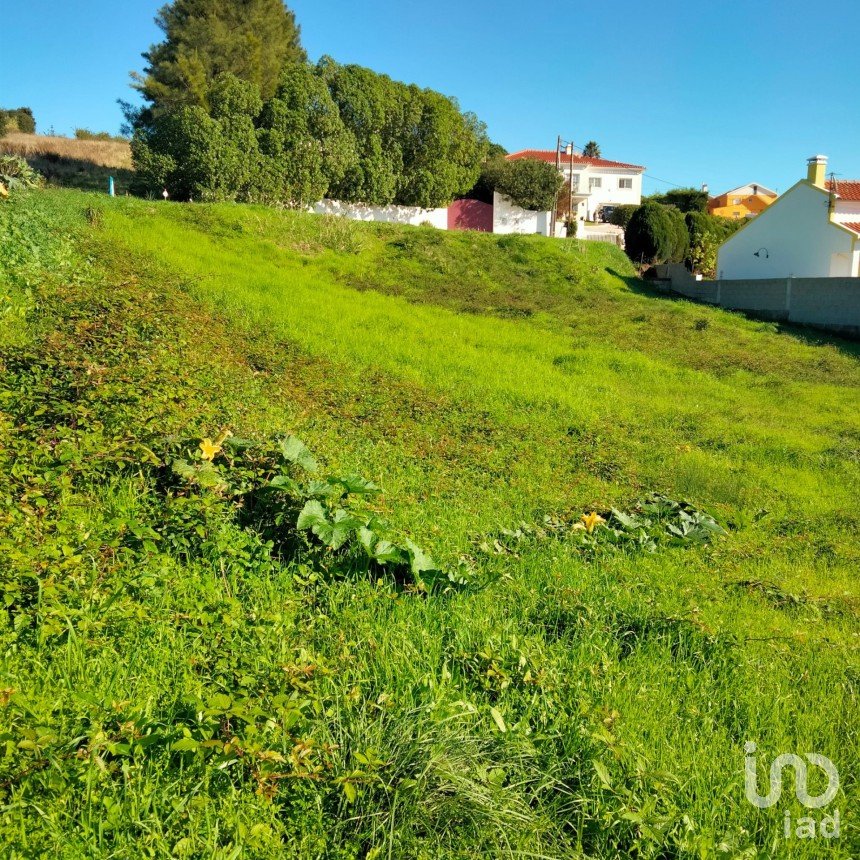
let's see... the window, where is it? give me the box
[733,197,741,205]
[589,177,602,189]
[571,174,580,191]
[618,178,633,189]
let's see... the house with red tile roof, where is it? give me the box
[827,179,860,235]
[506,148,645,224]
[717,156,859,279]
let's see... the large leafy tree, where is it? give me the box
[135,0,306,114]
[478,157,563,211]
[396,89,488,208]
[256,65,356,206]
[317,59,401,205]
[131,73,263,201]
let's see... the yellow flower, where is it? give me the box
[580,512,606,534]
[199,429,232,462]
[199,438,221,461]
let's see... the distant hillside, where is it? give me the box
[0,132,133,193]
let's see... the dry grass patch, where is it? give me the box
[0,132,132,168]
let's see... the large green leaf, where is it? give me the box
[278,436,318,472]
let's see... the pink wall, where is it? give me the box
[448,198,493,232]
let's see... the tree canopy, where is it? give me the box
[478,157,563,212]
[135,0,306,114]
[131,62,489,209]
[648,187,709,213]
[582,141,601,158]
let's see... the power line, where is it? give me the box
[643,174,687,189]
[556,138,694,191]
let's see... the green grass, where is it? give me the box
[0,189,858,858]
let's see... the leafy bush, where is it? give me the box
[624,201,674,264]
[0,155,43,194]
[132,73,266,201]
[256,64,354,206]
[684,211,745,276]
[74,128,125,142]
[608,203,637,229]
[0,107,36,134]
[665,205,689,263]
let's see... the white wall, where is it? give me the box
[492,192,551,235]
[717,181,858,279]
[313,196,552,237]
[312,199,448,229]
[834,199,860,222]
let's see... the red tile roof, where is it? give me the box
[842,222,860,234]
[506,149,645,171]
[826,180,860,201]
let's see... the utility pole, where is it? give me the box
[567,141,574,234]
[552,134,561,237]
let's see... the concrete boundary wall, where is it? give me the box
[660,264,860,337]
[312,196,550,236]
[312,199,448,229]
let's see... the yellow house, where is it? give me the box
[708,183,777,219]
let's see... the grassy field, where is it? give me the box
[0,188,858,858]
[0,133,133,194]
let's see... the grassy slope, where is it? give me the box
[1,189,858,858]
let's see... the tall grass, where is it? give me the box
[0,132,132,168]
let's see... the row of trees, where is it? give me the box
[129,1,489,207]
[132,61,488,208]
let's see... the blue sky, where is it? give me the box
[2,0,858,195]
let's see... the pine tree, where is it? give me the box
[135,0,306,114]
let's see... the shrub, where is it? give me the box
[608,204,637,230]
[665,206,689,263]
[684,211,744,275]
[0,107,36,135]
[624,201,674,264]
[74,129,124,142]
[0,154,43,194]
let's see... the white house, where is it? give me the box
[506,149,645,222]
[717,156,860,279]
